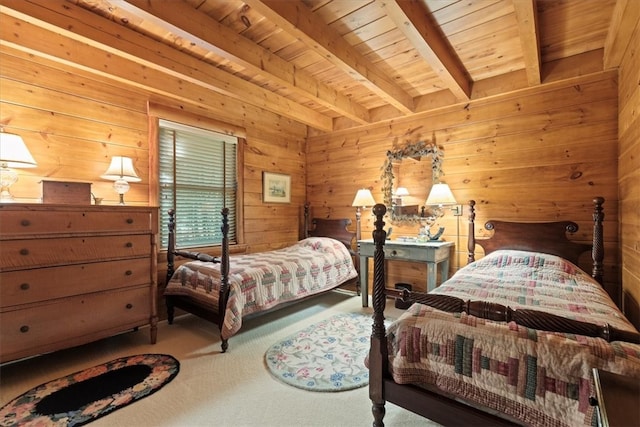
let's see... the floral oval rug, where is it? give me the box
[265,312,373,392]
[0,354,179,427]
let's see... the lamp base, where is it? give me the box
[0,188,16,202]
[113,179,130,205]
[0,167,18,202]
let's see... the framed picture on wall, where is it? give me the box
[262,172,291,203]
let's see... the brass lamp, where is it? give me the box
[101,156,141,205]
[0,130,37,202]
[352,188,376,239]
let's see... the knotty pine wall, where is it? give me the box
[618,18,640,329]
[307,71,622,306]
[0,46,308,297]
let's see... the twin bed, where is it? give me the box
[163,196,640,425]
[163,205,359,352]
[368,197,640,426]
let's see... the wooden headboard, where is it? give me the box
[303,204,357,251]
[467,197,605,284]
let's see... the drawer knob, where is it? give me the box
[125,242,133,248]
[20,283,30,290]
[20,325,29,333]
[126,303,133,309]
[21,219,31,227]
[391,250,397,256]
[20,248,29,256]
[125,270,132,276]
[126,218,134,224]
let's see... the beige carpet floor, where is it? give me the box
[0,290,440,427]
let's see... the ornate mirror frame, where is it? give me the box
[381,140,444,224]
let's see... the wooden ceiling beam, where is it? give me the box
[512,0,541,86]
[121,0,370,125]
[383,0,471,101]
[245,0,415,115]
[0,0,333,131]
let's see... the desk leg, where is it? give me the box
[360,255,369,307]
[427,262,437,292]
[441,258,450,283]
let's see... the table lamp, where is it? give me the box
[101,156,141,205]
[0,130,37,202]
[352,188,376,240]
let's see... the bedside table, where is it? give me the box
[591,368,640,427]
[357,239,454,307]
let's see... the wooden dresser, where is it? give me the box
[0,204,158,364]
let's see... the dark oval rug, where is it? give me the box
[0,353,179,427]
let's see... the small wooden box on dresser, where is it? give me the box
[0,203,158,364]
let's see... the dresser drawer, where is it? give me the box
[1,234,151,270]
[0,209,152,237]
[1,258,151,307]
[1,286,151,362]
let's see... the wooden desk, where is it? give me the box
[358,239,454,307]
[592,368,640,427]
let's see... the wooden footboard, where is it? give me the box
[165,207,231,351]
[385,288,640,344]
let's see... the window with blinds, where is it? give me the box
[158,120,238,248]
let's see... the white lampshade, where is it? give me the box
[0,130,37,202]
[0,131,37,168]
[352,188,376,207]
[395,187,409,196]
[425,183,457,206]
[101,156,141,205]
[101,156,141,182]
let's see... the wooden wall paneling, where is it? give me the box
[0,23,313,302]
[0,47,150,112]
[618,15,640,327]
[306,71,620,301]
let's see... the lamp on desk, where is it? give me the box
[425,183,458,218]
[352,188,376,240]
[393,186,409,206]
[0,130,37,202]
[421,183,458,241]
[101,156,141,205]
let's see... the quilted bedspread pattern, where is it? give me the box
[387,250,640,427]
[165,237,357,340]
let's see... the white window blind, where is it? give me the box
[158,120,237,248]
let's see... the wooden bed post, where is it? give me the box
[304,202,310,238]
[166,209,176,283]
[467,200,476,263]
[219,207,230,352]
[592,197,605,285]
[166,209,176,324]
[369,203,388,427]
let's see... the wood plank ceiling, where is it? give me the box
[0,0,622,133]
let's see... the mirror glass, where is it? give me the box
[381,140,443,224]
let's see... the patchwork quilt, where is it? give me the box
[164,237,357,340]
[387,250,640,427]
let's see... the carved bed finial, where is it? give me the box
[467,200,476,263]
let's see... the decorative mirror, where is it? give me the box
[381,140,443,224]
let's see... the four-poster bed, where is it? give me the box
[368,198,640,426]
[163,205,359,352]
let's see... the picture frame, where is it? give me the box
[262,171,291,203]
